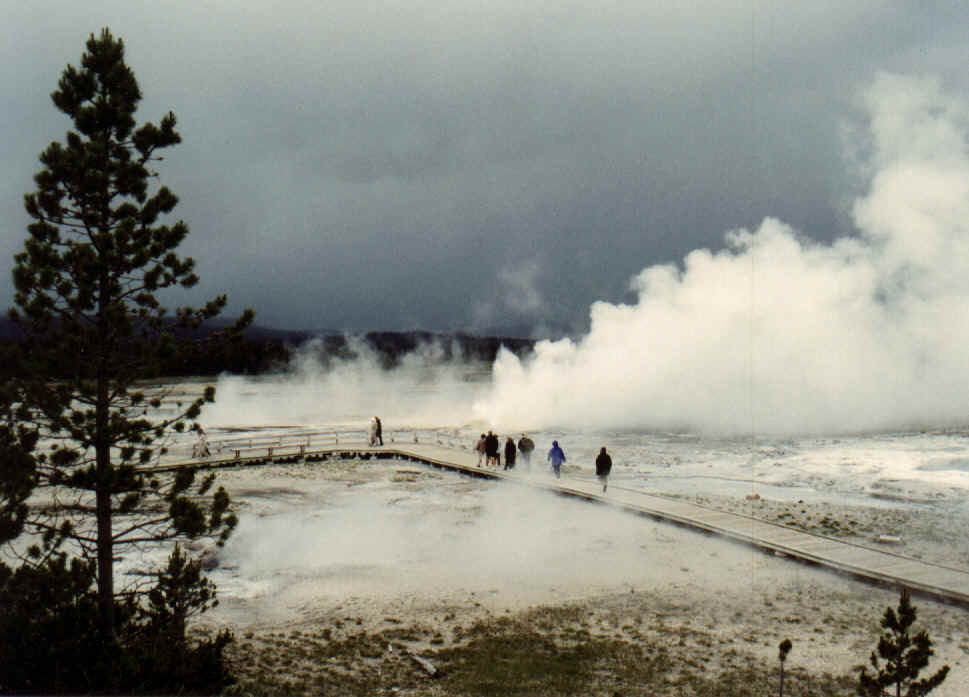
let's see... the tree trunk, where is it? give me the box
[96,264,115,642]
[96,376,115,641]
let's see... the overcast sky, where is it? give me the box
[2,2,967,335]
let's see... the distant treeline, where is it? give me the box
[160,327,535,375]
[0,317,533,376]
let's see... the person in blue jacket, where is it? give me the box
[547,440,566,479]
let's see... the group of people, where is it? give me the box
[473,433,614,492]
[475,431,533,469]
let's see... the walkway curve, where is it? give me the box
[145,441,969,608]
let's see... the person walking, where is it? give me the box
[375,416,383,445]
[504,437,517,470]
[193,427,211,458]
[547,440,566,479]
[485,431,499,467]
[475,433,487,466]
[517,433,535,469]
[595,446,613,492]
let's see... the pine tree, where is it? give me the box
[9,28,251,644]
[857,589,950,697]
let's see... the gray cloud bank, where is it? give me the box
[2,2,968,334]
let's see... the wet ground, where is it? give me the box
[170,457,969,696]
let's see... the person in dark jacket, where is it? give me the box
[504,437,517,470]
[475,433,487,466]
[485,431,500,467]
[595,446,613,492]
[374,416,383,446]
[517,434,535,469]
[547,440,566,479]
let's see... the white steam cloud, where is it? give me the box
[206,337,483,429]
[474,74,969,434]
[213,467,754,615]
[206,74,969,437]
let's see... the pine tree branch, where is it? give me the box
[24,520,98,544]
[112,515,172,542]
[115,532,178,546]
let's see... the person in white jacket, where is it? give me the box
[368,417,379,446]
[193,427,211,458]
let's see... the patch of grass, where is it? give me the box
[437,626,619,696]
[227,604,858,697]
[430,608,856,697]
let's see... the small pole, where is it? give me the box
[778,639,792,697]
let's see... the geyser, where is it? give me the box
[474,74,969,435]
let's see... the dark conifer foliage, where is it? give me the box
[0,549,233,693]
[0,347,37,548]
[857,589,949,696]
[5,26,249,679]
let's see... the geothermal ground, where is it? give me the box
[180,455,969,696]
[127,376,969,695]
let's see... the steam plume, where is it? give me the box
[474,74,969,434]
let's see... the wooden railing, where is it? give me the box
[193,428,472,462]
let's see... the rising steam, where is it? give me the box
[206,336,484,429]
[207,74,969,437]
[474,74,969,434]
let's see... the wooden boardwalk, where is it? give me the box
[149,441,969,607]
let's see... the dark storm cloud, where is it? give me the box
[2,1,968,334]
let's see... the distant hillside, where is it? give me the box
[0,317,533,376]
